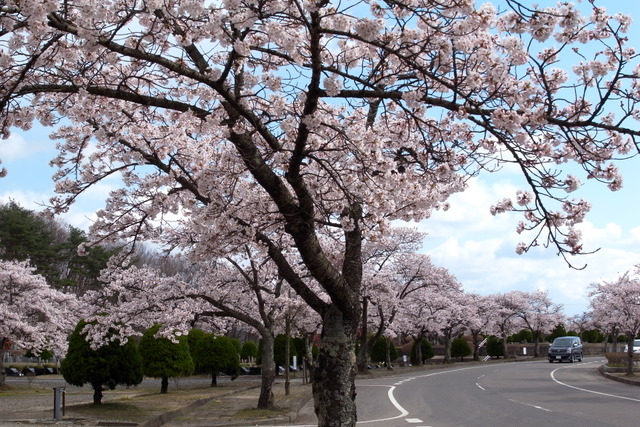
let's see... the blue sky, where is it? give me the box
[1,1,639,319]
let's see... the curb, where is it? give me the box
[598,365,640,387]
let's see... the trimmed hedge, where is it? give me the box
[604,352,640,367]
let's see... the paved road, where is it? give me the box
[351,357,640,427]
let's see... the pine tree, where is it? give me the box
[61,320,143,404]
[139,324,194,393]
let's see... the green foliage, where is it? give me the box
[486,336,505,358]
[291,337,318,363]
[582,329,605,343]
[0,201,58,277]
[187,328,208,364]
[138,324,194,380]
[546,324,568,342]
[450,338,472,361]
[192,334,240,378]
[608,334,628,343]
[24,348,54,361]
[274,334,297,368]
[410,338,434,365]
[240,341,259,361]
[230,338,241,354]
[509,329,534,343]
[370,336,398,364]
[0,201,115,291]
[61,320,143,399]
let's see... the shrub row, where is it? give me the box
[604,352,640,367]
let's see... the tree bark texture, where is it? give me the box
[258,333,275,409]
[313,305,359,427]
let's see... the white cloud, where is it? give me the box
[417,173,640,317]
[0,132,52,163]
[0,190,52,211]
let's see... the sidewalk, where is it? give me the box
[0,374,314,426]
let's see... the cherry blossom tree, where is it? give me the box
[589,266,640,375]
[464,294,497,361]
[511,290,563,357]
[491,291,526,356]
[82,247,321,409]
[356,229,449,372]
[566,312,592,339]
[0,260,78,384]
[2,1,640,425]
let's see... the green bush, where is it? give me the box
[192,334,240,386]
[451,338,472,361]
[274,334,297,371]
[139,324,194,393]
[582,329,605,343]
[61,320,143,404]
[240,341,258,361]
[486,336,505,358]
[370,336,398,364]
[410,338,434,365]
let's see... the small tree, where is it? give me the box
[582,329,605,343]
[139,324,194,393]
[370,336,398,365]
[274,334,297,374]
[240,341,259,363]
[450,338,472,362]
[487,336,505,359]
[410,338,434,365]
[61,320,143,404]
[509,329,534,343]
[547,324,568,342]
[192,334,240,387]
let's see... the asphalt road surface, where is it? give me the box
[352,357,640,427]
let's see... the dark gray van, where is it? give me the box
[548,336,583,363]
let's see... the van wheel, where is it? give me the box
[570,353,575,363]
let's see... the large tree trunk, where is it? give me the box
[160,376,168,394]
[313,305,359,427]
[471,332,481,361]
[356,297,369,373]
[304,334,315,383]
[533,331,540,357]
[257,333,275,409]
[626,332,636,376]
[412,334,424,365]
[92,383,103,404]
[0,345,6,386]
[442,333,452,364]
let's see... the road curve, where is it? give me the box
[353,357,639,427]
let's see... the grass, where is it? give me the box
[231,406,290,420]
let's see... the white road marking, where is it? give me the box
[356,385,409,424]
[550,362,640,403]
[405,418,423,423]
[508,398,552,412]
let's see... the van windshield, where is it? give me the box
[553,338,575,346]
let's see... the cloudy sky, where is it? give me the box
[1,1,639,318]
